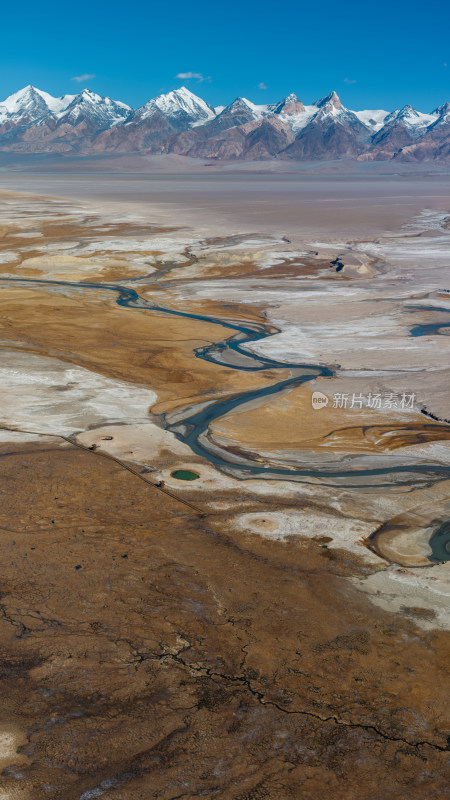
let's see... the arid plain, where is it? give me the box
[0,163,449,799]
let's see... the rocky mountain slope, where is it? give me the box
[0,84,448,161]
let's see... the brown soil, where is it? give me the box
[209,382,450,456]
[0,286,288,413]
[1,189,449,798]
[0,440,449,799]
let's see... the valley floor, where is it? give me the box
[0,168,449,798]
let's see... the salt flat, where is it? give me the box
[0,167,449,798]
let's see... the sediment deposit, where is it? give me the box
[0,181,449,798]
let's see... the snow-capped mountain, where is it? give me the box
[0,84,448,162]
[270,93,305,115]
[279,92,371,160]
[0,85,130,147]
[367,104,440,158]
[392,102,450,162]
[383,104,438,131]
[0,86,132,151]
[55,89,131,129]
[85,88,216,154]
[207,97,269,134]
[132,87,215,129]
[267,94,318,134]
[432,102,450,122]
[0,85,73,126]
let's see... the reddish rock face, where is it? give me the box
[272,93,306,115]
[280,100,306,115]
[315,90,342,110]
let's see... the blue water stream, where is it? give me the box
[1,276,449,560]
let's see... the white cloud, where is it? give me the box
[344,77,357,85]
[258,82,268,90]
[176,72,207,82]
[71,73,96,83]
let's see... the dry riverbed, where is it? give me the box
[0,181,449,798]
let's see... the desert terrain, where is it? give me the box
[0,164,449,798]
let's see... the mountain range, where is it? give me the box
[0,84,448,162]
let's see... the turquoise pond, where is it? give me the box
[171,469,200,481]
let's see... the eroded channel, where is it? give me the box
[1,275,450,562]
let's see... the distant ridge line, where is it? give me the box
[0,85,448,162]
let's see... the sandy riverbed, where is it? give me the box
[0,169,449,798]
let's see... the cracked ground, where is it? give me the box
[0,186,449,799]
[0,442,449,799]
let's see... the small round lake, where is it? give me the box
[171,469,200,481]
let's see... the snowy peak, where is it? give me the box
[0,85,127,129]
[2,85,46,112]
[315,91,342,109]
[209,97,270,132]
[56,90,131,127]
[384,104,437,128]
[22,86,75,115]
[284,93,301,105]
[225,97,246,108]
[271,93,305,115]
[370,104,440,151]
[311,92,349,124]
[0,84,448,162]
[0,84,75,125]
[431,102,450,120]
[135,87,214,127]
[0,85,52,124]
[66,88,130,110]
[424,102,450,135]
[222,97,259,114]
[396,104,424,122]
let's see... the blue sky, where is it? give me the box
[1,0,449,111]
